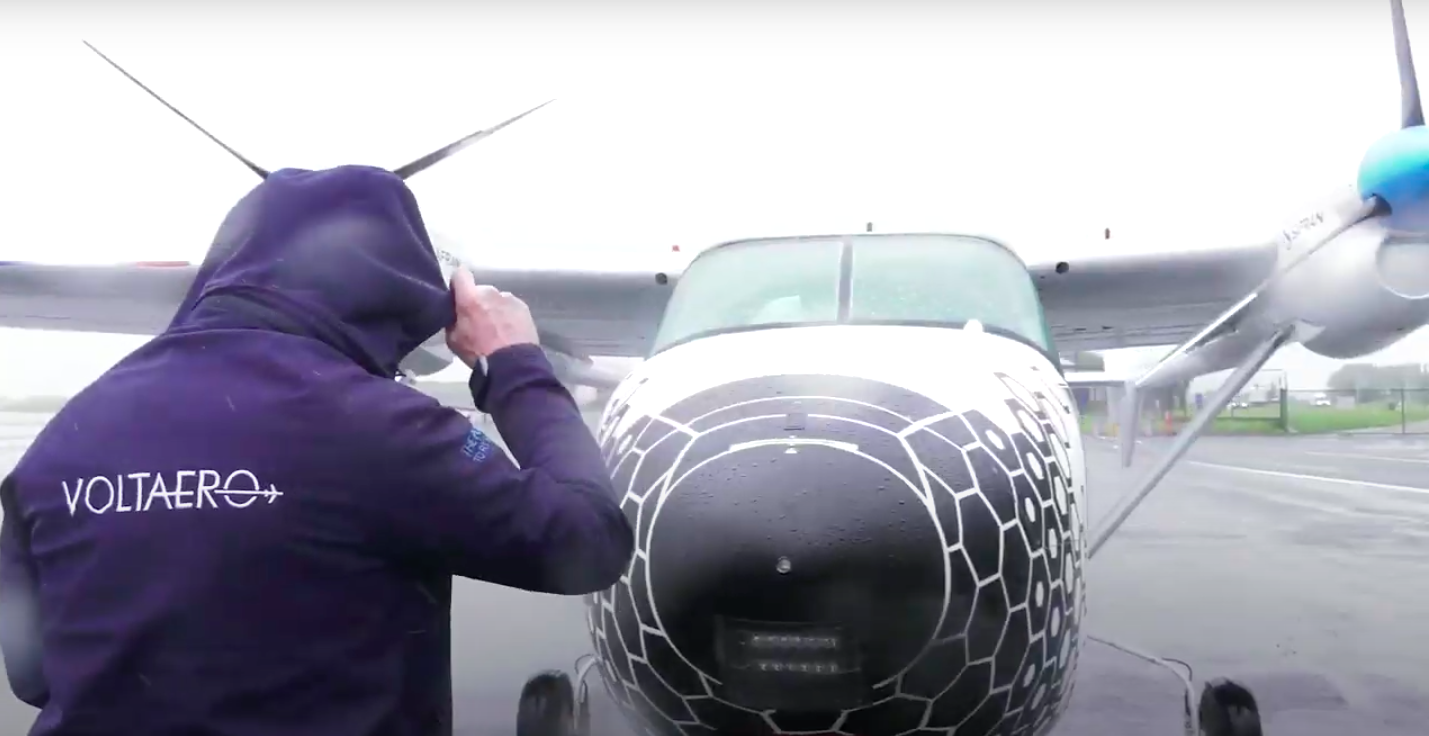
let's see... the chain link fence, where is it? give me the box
[1281,388,1429,434]
[1077,388,1429,436]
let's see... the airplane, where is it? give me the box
[9,2,1429,731]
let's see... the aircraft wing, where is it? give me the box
[483,268,672,358]
[1060,370,1130,388]
[0,262,674,359]
[1029,242,1280,352]
[3,240,1285,359]
[0,263,191,335]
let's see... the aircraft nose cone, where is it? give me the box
[648,435,944,681]
[591,371,1086,732]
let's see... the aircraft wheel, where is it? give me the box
[517,670,577,736]
[1198,678,1263,736]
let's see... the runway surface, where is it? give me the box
[2,411,1428,735]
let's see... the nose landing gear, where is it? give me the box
[1199,678,1264,736]
[1087,635,1264,736]
[515,655,600,736]
[516,649,1264,735]
[515,671,574,736]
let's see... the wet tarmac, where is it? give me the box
[1067,434,1429,735]
[1,412,1426,735]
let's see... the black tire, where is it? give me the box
[517,670,576,736]
[575,681,591,736]
[1199,678,1263,736]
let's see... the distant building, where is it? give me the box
[1062,352,1108,413]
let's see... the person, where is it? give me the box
[0,165,635,736]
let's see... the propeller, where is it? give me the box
[83,41,271,180]
[81,41,551,182]
[1118,0,1419,468]
[1360,1,1429,228]
[1093,0,1425,557]
[1393,0,1423,129]
[83,42,585,376]
[390,100,553,180]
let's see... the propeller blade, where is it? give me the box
[391,100,554,181]
[82,41,270,180]
[1393,0,1424,129]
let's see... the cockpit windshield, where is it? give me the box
[846,235,1054,351]
[651,234,1054,354]
[651,238,843,351]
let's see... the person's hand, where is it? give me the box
[445,267,540,368]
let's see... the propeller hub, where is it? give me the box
[1357,126,1429,230]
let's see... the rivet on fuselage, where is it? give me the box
[776,556,793,574]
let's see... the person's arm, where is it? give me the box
[359,344,633,595]
[0,475,49,708]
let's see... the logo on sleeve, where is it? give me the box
[461,427,495,464]
[61,469,283,517]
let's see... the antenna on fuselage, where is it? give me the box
[82,41,552,182]
[865,222,874,232]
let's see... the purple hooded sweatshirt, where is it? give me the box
[0,166,634,736]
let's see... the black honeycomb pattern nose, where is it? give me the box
[587,367,1087,736]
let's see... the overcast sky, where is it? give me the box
[3,2,1429,395]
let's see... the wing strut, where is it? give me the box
[1116,194,1386,467]
[1089,325,1295,560]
